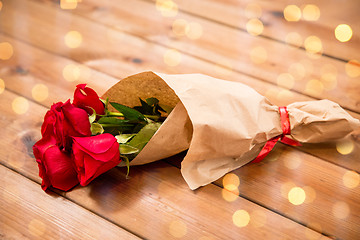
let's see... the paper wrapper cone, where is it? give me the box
[103,71,360,190]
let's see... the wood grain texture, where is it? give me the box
[0,0,359,239]
[26,0,360,113]
[1,28,357,239]
[0,164,139,239]
[0,90,327,239]
[1,8,359,171]
[148,0,360,61]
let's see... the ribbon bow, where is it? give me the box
[252,106,301,163]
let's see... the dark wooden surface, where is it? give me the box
[1,0,359,239]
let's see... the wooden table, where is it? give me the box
[1,0,359,239]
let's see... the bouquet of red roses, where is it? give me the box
[34,71,360,192]
[33,83,169,191]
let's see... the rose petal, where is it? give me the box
[72,134,120,186]
[42,146,79,191]
[72,134,118,155]
[62,100,91,137]
[73,84,105,115]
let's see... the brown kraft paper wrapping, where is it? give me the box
[103,71,360,190]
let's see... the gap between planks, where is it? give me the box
[0,88,332,240]
[30,0,360,115]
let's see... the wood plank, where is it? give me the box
[167,144,360,239]
[0,165,139,239]
[219,144,360,240]
[0,1,358,238]
[0,1,359,172]
[1,3,360,173]
[20,0,360,114]
[0,89,326,239]
[148,0,360,61]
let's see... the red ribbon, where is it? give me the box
[252,106,301,163]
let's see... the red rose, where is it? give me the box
[72,134,120,186]
[33,100,91,191]
[73,84,105,116]
[33,137,79,191]
[41,100,91,150]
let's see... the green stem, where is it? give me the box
[101,123,132,128]
[144,115,159,121]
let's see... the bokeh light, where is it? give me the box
[277,73,295,89]
[63,64,81,82]
[0,42,14,60]
[288,187,306,205]
[244,3,262,19]
[285,32,303,48]
[232,210,250,227]
[283,155,302,169]
[222,173,240,202]
[277,89,294,101]
[246,18,264,36]
[336,139,354,155]
[0,78,5,94]
[302,5,320,21]
[250,210,267,228]
[32,84,49,102]
[12,97,29,115]
[222,188,239,202]
[28,219,46,237]
[335,24,353,42]
[172,19,189,37]
[305,79,324,95]
[185,22,203,40]
[345,60,360,77]
[60,0,77,10]
[156,0,178,17]
[64,31,82,48]
[342,171,360,189]
[332,201,350,219]
[283,5,301,22]
[0,1,3,11]
[303,186,316,203]
[223,173,240,191]
[288,63,306,79]
[163,49,182,66]
[250,46,267,64]
[304,36,322,54]
[168,220,187,238]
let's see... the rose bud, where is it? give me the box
[72,134,120,186]
[73,84,105,116]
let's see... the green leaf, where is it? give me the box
[115,134,136,144]
[91,123,104,135]
[128,122,161,151]
[133,98,154,115]
[88,107,96,123]
[100,97,109,113]
[119,144,139,155]
[158,104,173,114]
[122,155,130,178]
[110,102,146,121]
[146,97,159,106]
[98,117,131,126]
